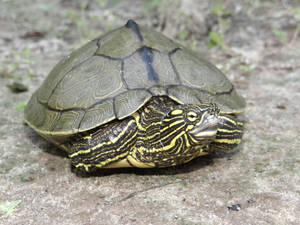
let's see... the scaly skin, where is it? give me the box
[63,97,243,172]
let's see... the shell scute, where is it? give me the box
[25,20,245,136]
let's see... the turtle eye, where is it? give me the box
[186,111,198,122]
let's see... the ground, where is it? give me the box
[0,0,299,224]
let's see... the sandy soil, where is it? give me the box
[0,0,299,224]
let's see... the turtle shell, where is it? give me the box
[25,20,246,137]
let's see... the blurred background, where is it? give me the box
[0,0,299,224]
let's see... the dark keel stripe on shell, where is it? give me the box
[125,19,143,42]
[138,47,159,81]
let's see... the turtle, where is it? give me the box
[24,20,246,172]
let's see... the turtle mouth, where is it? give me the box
[189,114,219,141]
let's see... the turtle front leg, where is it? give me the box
[64,117,137,172]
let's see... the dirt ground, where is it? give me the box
[0,0,299,224]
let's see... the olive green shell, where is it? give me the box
[25,20,246,136]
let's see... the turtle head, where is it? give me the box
[161,103,220,147]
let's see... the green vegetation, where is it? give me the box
[38,3,53,12]
[14,102,27,111]
[178,30,188,41]
[63,1,122,41]
[272,28,288,43]
[96,0,122,8]
[0,200,21,217]
[65,10,90,40]
[272,7,300,46]
[0,47,35,80]
[144,0,162,11]
[208,31,225,48]
[290,7,300,46]
[208,4,235,55]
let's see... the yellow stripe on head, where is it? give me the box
[170,109,183,116]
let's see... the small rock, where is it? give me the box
[276,104,286,110]
[7,81,28,93]
[21,31,45,40]
[227,204,241,211]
